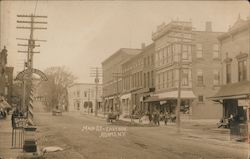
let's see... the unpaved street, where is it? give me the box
[35,112,248,159]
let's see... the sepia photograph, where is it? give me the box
[0,0,250,159]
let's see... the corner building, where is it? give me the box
[148,21,223,119]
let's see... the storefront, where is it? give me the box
[144,90,196,114]
[120,93,131,116]
[209,81,250,139]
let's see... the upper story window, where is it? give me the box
[182,45,191,60]
[212,44,219,59]
[213,70,220,85]
[77,91,80,97]
[196,43,203,58]
[151,54,154,66]
[168,45,173,63]
[197,69,204,86]
[182,69,189,86]
[226,63,231,84]
[84,91,87,97]
[238,59,247,82]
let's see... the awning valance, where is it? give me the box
[208,81,250,100]
[144,90,196,102]
[156,90,196,99]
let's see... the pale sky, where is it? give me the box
[1,1,249,83]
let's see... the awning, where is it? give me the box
[144,96,160,102]
[208,81,250,100]
[156,90,196,99]
[144,90,196,102]
[120,93,131,99]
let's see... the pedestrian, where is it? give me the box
[164,111,169,125]
[156,111,160,126]
[148,112,152,124]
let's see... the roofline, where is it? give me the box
[101,48,141,65]
[218,20,250,41]
[68,83,103,88]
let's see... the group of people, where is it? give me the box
[147,111,176,126]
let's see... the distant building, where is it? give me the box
[0,46,13,105]
[102,48,141,113]
[210,16,250,122]
[147,20,223,119]
[67,83,102,113]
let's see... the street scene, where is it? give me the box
[0,1,250,159]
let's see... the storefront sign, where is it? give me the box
[238,99,250,107]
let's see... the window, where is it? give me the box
[159,49,163,66]
[182,45,191,60]
[238,59,247,82]
[144,73,146,88]
[198,95,204,103]
[147,56,150,66]
[151,71,154,87]
[166,70,169,88]
[165,47,169,64]
[197,69,203,85]
[196,43,203,58]
[151,55,154,66]
[168,45,173,63]
[84,91,87,97]
[162,72,165,88]
[226,63,231,84]
[77,91,80,97]
[162,49,165,65]
[147,72,150,88]
[169,70,173,87]
[213,44,219,59]
[182,69,189,86]
[213,70,220,85]
[157,74,160,89]
[4,87,8,95]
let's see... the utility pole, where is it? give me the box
[112,72,122,113]
[175,22,193,133]
[90,67,102,116]
[17,14,47,125]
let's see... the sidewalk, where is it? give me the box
[0,115,22,159]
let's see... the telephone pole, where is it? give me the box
[90,67,102,116]
[17,14,47,125]
[174,22,193,132]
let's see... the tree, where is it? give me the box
[36,66,76,111]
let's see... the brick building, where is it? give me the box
[121,43,155,116]
[67,83,102,113]
[210,16,250,122]
[102,48,141,113]
[146,20,223,119]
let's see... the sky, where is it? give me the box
[0,0,249,83]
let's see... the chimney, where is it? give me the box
[141,43,145,49]
[205,21,212,32]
